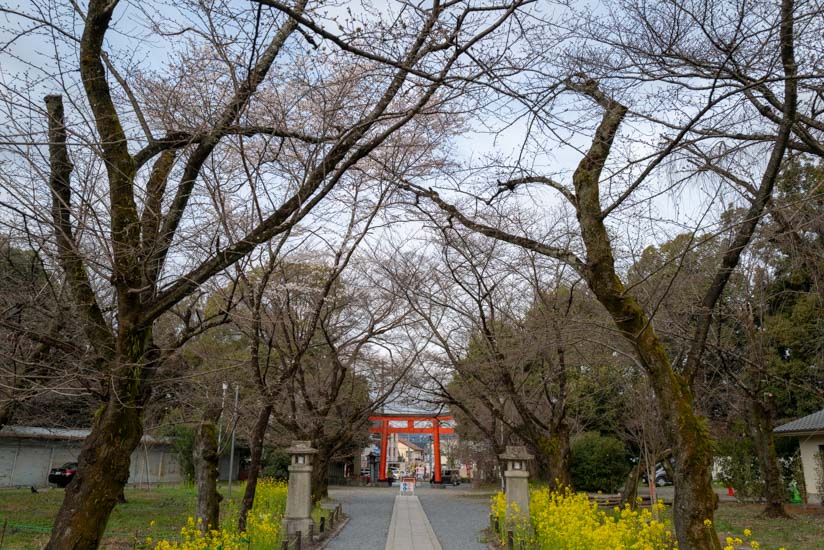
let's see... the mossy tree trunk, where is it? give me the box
[536,420,571,489]
[195,405,223,531]
[746,397,788,518]
[576,152,723,548]
[414,54,791,543]
[41,0,309,545]
[43,381,146,549]
[43,86,154,549]
[40,0,466,545]
[311,447,331,502]
[238,404,273,531]
[621,463,641,506]
[415,12,797,536]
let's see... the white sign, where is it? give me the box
[400,477,416,495]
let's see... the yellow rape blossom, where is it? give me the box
[494,487,677,549]
[149,479,288,550]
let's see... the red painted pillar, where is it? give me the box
[379,419,388,482]
[433,418,442,483]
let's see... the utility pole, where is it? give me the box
[218,382,228,449]
[227,383,239,498]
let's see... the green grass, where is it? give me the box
[0,484,219,549]
[644,502,824,550]
[0,483,265,549]
[713,503,824,550]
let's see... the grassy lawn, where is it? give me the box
[0,483,272,549]
[714,503,824,550]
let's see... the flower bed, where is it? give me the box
[492,488,677,549]
[491,488,771,550]
[146,479,287,550]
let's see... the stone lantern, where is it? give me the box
[499,446,534,522]
[283,441,317,543]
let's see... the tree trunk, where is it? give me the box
[651,372,720,550]
[576,176,719,547]
[0,401,13,430]
[238,404,272,532]
[537,424,571,490]
[573,110,722,547]
[44,393,143,549]
[195,407,222,531]
[311,451,330,502]
[621,463,641,506]
[746,397,789,518]
[661,456,675,483]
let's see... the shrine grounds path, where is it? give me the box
[325,485,495,550]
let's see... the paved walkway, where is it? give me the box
[419,491,489,550]
[384,495,442,550]
[324,487,395,549]
[326,486,492,550]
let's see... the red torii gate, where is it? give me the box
[368,414,455,483]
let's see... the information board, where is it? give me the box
[400,477,416,495]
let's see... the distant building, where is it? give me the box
[774,408,824,504]
[397,438,424,462]
[0,425,241,488]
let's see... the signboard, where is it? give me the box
[400,477,416,495]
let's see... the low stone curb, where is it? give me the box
[315,513,350,549]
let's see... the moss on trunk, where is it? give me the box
[238,404,273,532]
[44,390,143,549]
[747,398,789,518]
[195,410,221,531]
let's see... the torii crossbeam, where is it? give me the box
[368,414,455,483]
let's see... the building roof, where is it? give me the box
[774,408,824,435]
[397,438,424,452]
[0,425,172,445]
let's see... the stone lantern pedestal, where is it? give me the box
[283,441,317,543]
[499,446,534,522]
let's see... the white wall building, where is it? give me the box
[0,425,183,488]
[774,408,824,504]
[0,425,242,488]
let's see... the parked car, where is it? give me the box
[49,462,78,488]
[641,464,672,486]
[430,468,461,485]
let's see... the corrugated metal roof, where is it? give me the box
[773,408,824,435]
[0,425,172,445]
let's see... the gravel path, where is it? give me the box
[418,487,492,550]
[325,487,396,550]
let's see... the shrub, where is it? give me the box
[715,435,764,502]
[570,432,630,493]
[260,449,291,481]
[165,425,196,483]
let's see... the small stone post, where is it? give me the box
[283,441,317,544]
[499,446,533,523]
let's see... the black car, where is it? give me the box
[48,462,78,488]
[430,468,461,485]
